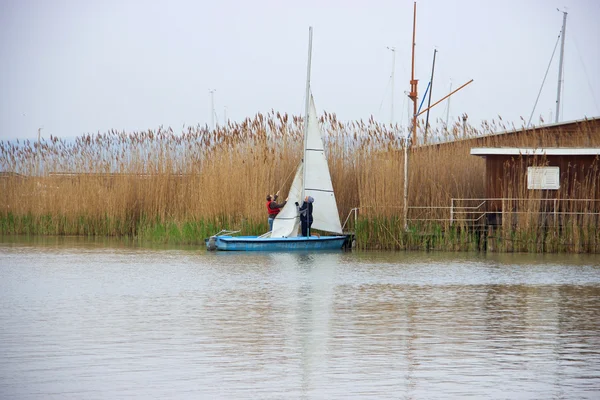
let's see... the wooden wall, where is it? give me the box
[484,154,600,213]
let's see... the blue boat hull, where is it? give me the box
[205,235,348,251]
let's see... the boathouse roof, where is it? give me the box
[419,116,600,149]
[470,148,600,156]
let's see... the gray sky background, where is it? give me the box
[1,0,599,141]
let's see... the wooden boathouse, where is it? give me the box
[408,117,600,228]
[469,147,600,226]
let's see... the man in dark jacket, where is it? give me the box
[296,196,314,237]
[266,191,287,231]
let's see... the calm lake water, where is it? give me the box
[1,236,599,399]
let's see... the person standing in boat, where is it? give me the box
[266,191,287,231]
[296,196,314,237]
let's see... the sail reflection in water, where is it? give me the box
[0,239,599,399]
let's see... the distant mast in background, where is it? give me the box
[555,10,568,123]
[209,89,216,130]
[387,46,396,126]
[526,10,569,128]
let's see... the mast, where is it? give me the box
[387,46,396,125]
[555,10,567,123]
[409,2,418,144]
[301,26,313,202]
[424,49,437,137]
[404,1,417,231]
[402,2,472,232]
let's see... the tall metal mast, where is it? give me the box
[555,10,567,123]
[408,2,418,144]
[301,26,313,202]
[402,2,472,232]
[404,2,417,231]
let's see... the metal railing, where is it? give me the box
[448,198,600,225]
[343,198,600,228]
[342,207,359,232]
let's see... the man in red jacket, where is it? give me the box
[266,191,287,231]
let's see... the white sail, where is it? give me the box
[267,27,342,238]
[303,94,343,234]
[270,95,342,237]
[270,163,303,238]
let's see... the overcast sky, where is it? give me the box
[1,0,599,141]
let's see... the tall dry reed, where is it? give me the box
[1,114,598,251]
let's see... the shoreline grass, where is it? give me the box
[1,213,598,253]
[1,115,599,252]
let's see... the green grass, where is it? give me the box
[1,212,598,252]
[0,212,264,244]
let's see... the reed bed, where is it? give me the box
[1,114,599,252]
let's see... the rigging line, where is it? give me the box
[417,82,431,115]
[399,89,408,127]
[378,75,393,116]
[278,164,298,194]
[570,34,600,115]
[406,95,411,129]
[527,31,562,127]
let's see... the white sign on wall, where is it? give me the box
[527,166,560,190]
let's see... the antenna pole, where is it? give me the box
[209,89,216,130]
[555,10,567,123]
[424,49,437,136]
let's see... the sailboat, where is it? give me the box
[205,27,349,251]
